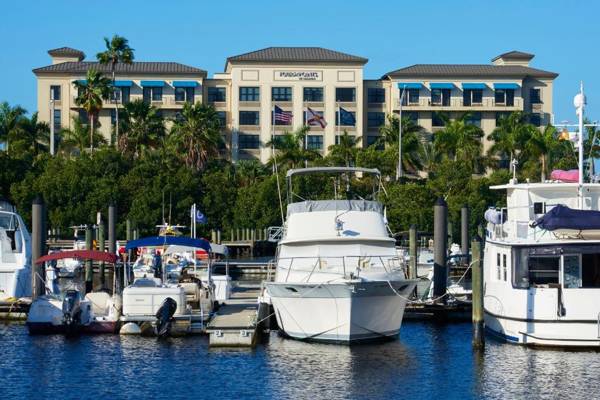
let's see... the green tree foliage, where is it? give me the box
[73,69,111,152]
[433,113,484,172]
[327,130,359,167]
[119,99,165,157]
[0,101,27,152]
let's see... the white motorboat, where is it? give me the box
[483,84,600,347]
[120,236,217,335]
[265,167,418,343]
[0,200,31,301]
[26,250,120,334]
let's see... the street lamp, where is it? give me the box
[49,87,55,156]
[397,85,407,180]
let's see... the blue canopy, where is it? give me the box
[114,80,133,87]
[430,83,454,89]
[397,82,423,89]
[532,205,600,231]
[172,81,199,88]
[462,83,487,90]
[125,236,211,252]
[140,80,165,87]
[494,83,520,90]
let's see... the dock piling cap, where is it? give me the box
[435,197,447,207]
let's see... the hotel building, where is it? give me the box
[34,47,557,161]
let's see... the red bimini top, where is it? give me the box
[35,250,118,265]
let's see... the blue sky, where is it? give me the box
[1,0,598,123]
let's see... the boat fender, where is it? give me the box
[120,322,142,335]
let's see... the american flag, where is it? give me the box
[274,105,293,123]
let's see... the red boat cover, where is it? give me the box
[35,250,118,265]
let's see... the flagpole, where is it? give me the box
[272,105,275,174]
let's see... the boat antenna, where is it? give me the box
[575,82,586,209]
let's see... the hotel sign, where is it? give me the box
[274,70,323,81]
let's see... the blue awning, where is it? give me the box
[125,236,211,252]
[430,83,455,89]
[494,83,520,90]
[74,79,87,84]
[462,83,487,90]
[172,81,199,88]
[114,80,133,87]
[397,82,423,89]
[140,80,165,87]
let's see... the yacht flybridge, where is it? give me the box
[0,200,31,301]
[484,84,600,347]
[265,167,417,343]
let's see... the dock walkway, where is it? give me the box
[206,282,261,347]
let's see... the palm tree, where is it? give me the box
[59,116,106,156]
[235,159,268,186]
[9,112,49,156]
[266,126,321,169]
[523,124,560,181]
[169,102,221,170]
[327,130,360,167]
[378,114,424,174]
[488,111,535,167]
[119,99,165,158]
[73,69,111,152]
[0,102,27,152]
[97,35,134,147]
[434,113,484,171]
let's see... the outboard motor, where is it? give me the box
[155,297,177,338]
[62,290,82,333]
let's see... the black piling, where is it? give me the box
[409,224,417,280]
[471,236,485,348]
[98,219,105,287]
[461,205,470,261]
[31,196,46,300]
[433,198,448,302]
[85,225,93,293]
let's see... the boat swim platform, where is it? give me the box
[0,298,31,321]
[206,282,260,347]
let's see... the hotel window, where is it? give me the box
[112,87,130,103]
[367,88,385,104]
[143,87,162,103]
[367,135,384,150]
[405,111,419,123]
[530,88,542,104]
[530,113,542,127]
[306,135,323,150]
[400,89,420,105]
[110,109,117,125]
[272,87,292,102]
[208,87,226,102]
[463,89,482,106]
[50,85,61,101]
[53,110,61,130]
[432,112,447,127]
[495,89,514,106]
[336,111,356,126]
[240,87,260,102]
[431,89,450,106]
[239,111,259,125]
[367,112,385,128]
[466,112,482,128]
[303,87,323,102]
[238,134,260,149]
[216,111,227,128]
[78,109,89,124]
[336,88,356,102]
[175,87,194,103]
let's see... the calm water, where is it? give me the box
[1,321,599,400]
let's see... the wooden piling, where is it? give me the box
[85,225,93,293]
[433,198,448,301]
[217,230,221,244]
[472,236,485,348]
[447,221,454,250]
[31,196,46,300]
[409,224,417,280]
[108,203,116,254]
[211,230,217,243]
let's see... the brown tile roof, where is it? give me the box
[491,50,535,62]
[383,64,558,79]
[47,47,85,59]
[226,47,368,65]
[33,61,207,76]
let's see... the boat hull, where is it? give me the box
[267,280,417,343]
[485,310,600,347]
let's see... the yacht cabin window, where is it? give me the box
[496,253,501,281]
[528,256,559,285]
[502,254,507,281]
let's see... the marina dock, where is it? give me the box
[206,282,261,347]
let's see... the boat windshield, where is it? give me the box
[513,245,600,289]
[0,213,17,230]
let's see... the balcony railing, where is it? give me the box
[397,97,523,109]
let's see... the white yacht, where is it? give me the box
[0,200,31,301]
[484,85,600,347]
[265,167,418,343]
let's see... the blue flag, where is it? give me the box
[339,107,356,126]
[195,210,207,224]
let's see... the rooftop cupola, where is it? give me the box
[47,47,85,64]
[491,50,534,66]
